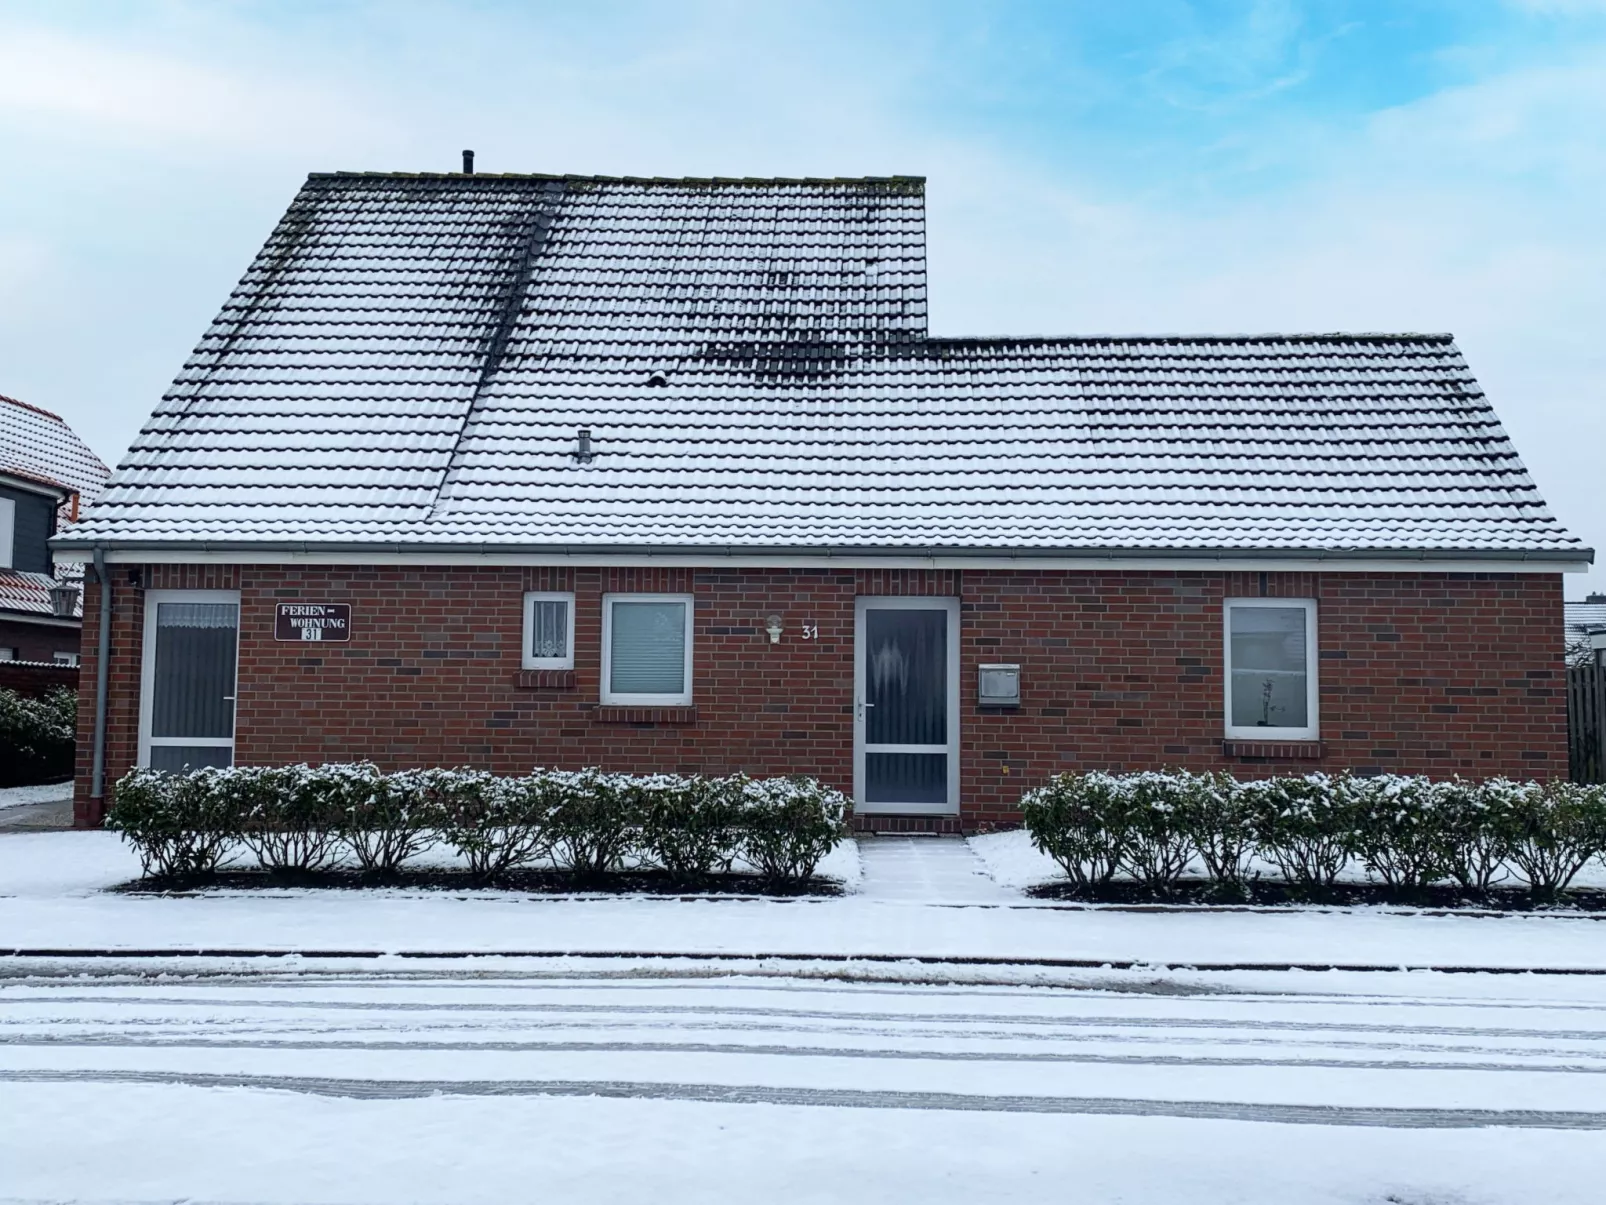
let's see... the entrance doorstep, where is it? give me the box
[852,814,963,836]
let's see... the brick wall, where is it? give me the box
[0,616,80,665]
[73,564,1568,829]
[0,657,78,698]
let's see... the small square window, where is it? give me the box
[0,647,15,661]
[53,651,80,667]
[1224,598,1319,740]
[522,592,575,670]
[601,593,694,706]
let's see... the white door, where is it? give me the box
[138,590,241,771]
[854,596,960,815]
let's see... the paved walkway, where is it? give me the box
[854,835,1020,903]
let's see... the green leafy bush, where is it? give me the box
[1118,772,1199,894]
[1501,780,1606,901]
[1436,778,1517,892]
[0,686,76,788]
[106,763,849,890]
[1346,774,1453,890]
[1179,770,1256,892]
[640,775,745,882]
[1020,772,1133,887]
[436,769,554,881]
[106,766,238,878]
[736,775,851,887]
[1244,774,1358,891]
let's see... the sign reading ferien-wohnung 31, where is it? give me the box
[273,603,351,642]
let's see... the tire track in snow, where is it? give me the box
[5,1067,1603,1129]
[2,1032,1600,1075]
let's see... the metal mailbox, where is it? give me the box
[977,663,1020,707]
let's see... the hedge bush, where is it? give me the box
[0,686,76,788]
[106,763,851,889]
[1022,770,1606,902]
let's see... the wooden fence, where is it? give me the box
[1570,665,1606,784]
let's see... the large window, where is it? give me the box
[601,593,694,706]
[522,592,575,670]
[0,496,13,568]
[138,590,240,770]
[1224,598,1318,740]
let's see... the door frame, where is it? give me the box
[853,595,961,816]
[137,588,242,769]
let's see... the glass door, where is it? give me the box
[139,590,240,771]
[854,597,960,815]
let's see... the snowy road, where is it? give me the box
[3,957,1606,1202]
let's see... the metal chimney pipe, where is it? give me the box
[462,149,475,174]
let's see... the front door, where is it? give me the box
[138,590,241,772]
[854,597,960,815]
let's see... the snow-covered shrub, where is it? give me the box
[0,686,75,788]
[1345,774,1453,889]
[1501,780,1606,901]
[1021,773,1134,887]
[1435,777,1517,892]
[1243,774,1358,891]
[107,766,237,878]
[640,774,745,882]
[1117,772,1199,893]
[1177,770,1257,890]
[335,762,433,876]
[435,768,554,880]
[233,764,347,873]
[736,774,850,887]
[547,768,643,877]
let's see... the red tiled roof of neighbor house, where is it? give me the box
[54,172,1590,566]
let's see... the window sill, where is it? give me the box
[515,669,576,689]
[1222,739,1325,760]
[593,705,698,725]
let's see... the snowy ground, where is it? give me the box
[2,958,1604,1202]
[0,780,71,812]
[3,832,1605,1201]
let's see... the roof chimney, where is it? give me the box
[462,149,475,175]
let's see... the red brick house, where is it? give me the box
[1,393,110,670]
[54,168,1592,830]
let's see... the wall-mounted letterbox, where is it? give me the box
[978,663,1020,707]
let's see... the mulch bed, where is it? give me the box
[112,867,841,898]
[1027,879,1606,912]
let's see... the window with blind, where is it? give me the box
[601,594,694,706]
[1224,597,1319,740]
[522,592,575,669]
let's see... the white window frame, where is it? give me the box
[53,651,79,667]
[138,588,241,769]
[0,496,13,568]
[1223,597,1319,741]
[521,591,576,670]
[600,592,694,707]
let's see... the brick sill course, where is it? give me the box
[514,669,576,690]
[1222,739,1325,760]
[593,705,699,725]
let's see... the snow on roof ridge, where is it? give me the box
[929,332,1458,347]
[0,392,67,424]
[309,171,927,188]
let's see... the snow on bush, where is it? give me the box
[1021,770,1606,900]
[106,763,851,889]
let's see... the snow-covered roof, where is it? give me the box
[0,568,80,622]
[1,394,109,506]
[59,172,1589,562]
[1567,600,1606,640]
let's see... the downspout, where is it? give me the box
[89,547,111,809]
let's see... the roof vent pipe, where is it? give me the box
[462,149,475,174]
[574,428,594,465]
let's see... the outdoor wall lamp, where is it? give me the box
[765,615,784,644]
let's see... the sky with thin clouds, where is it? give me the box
[0,0,1601,592]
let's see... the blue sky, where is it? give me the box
[0,0,1602,591]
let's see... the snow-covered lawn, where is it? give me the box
[0,780,71,812]
[3,962,1604,1202]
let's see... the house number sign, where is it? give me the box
[274,603,352,642]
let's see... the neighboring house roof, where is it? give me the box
[2,393,108,621]
[59,172,1591,563]
[1567,600,1606,641]
[0,393,110,509]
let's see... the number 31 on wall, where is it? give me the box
[800,623,820,640]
